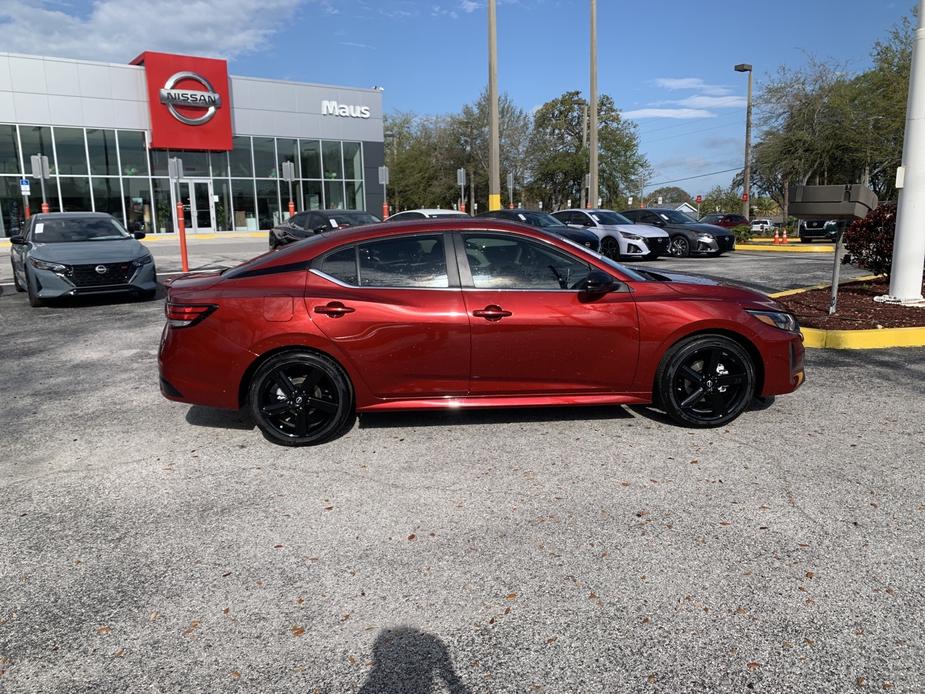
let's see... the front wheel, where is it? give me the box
[600,236,620,260]
[668,235,690,257]
[655,335,756,428]
[248,350,354,446]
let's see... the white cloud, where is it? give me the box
[0,0,300,62]
[654,77,731,97]
[460,0,482,11]
[623,108,716,120]
[676,95,746,109]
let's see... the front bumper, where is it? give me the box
[760,331,805,397]
[624,236,669,258]
[693,235,735,254]
[30,262,157,298]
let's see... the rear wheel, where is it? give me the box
[669,235,690,257]
[248,350,354,446]
[601,236,620,260]
[655,335,755,428]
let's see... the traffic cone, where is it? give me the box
[782,228,789,244]
[773,229,780,245]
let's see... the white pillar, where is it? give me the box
[888,0,925,303]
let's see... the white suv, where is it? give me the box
[552,209,670,260]
[750,218,774,233]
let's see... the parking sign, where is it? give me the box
[20,178,30,195]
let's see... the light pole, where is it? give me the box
[588,0,599,208]
[488,0,501,211]
[885,0,925,304]
[735,63,753,220]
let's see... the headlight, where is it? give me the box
[747,310,800,333]
[698,233,715,241]
[620,232,642,242]
[30,258,68,272]
[133,254,153,267]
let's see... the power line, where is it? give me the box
[642,120,743,145]
[644,167,740,190]
[635,112,742,137]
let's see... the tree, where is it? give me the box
[526,90,649,210]
[699,185,742,214]
[648,186,691,204]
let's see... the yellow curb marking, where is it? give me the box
[736,243,833,253]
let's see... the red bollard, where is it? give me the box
[382,201,390,220]
[288,200,295,218]
[176,202,189,273]
[41,201,50,214]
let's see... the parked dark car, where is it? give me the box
[269,210,381,248]
[620,208,735,257]
[799,220,838,243]
[699,213,749,229]
[159,218,805,446]
[477,209,601,252]
[9,212,156,307]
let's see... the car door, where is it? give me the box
[456,231,639,395]
[306,232,470,399]
[10,217,33,281]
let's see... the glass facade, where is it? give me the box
[0,123,367,236]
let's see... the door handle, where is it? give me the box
[314,301,355,317]
[472,304,512,321]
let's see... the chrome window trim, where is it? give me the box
[309,268,457,292]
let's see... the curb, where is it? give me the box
[737,242,833,253]
[769,277,925,350]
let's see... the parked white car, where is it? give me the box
[552,208,670,260]
[386,209,469,222]
[750,218,774,233]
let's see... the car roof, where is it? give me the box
[395,209,468,216]
[31,211,114,220]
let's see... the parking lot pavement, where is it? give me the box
[1,283,924,692]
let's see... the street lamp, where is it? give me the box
[735,63,753,220]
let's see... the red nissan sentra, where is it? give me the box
[158,219,804,446]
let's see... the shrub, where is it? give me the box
[844,203,895,277]
[730,224,752,244]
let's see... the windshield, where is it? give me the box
[591,211,632,225]
[657,210,698,224]
[327,212,380,227]
[32,217,131,243]
[515,211,566,228]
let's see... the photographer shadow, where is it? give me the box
[358,627,469,694]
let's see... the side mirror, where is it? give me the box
[581,270,616,296]
[133,231,146,240]
[10,235,26,245]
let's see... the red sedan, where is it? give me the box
[158,219,804,446]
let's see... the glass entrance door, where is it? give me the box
[179,179,215,232]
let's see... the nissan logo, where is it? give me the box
[159,71,221,126]
[95,265,108,275]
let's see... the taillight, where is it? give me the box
[165,303,216,328]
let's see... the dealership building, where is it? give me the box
[0,51,385,237]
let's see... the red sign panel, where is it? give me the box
[695,195,703,204]
[131,51,232,151]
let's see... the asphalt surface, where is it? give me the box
[0,240,922,693]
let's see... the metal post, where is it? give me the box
[829,222,847,315]
[885,0,925,304]
[736,64,754,220]
[488,0,501,211]
[588,0,599,208]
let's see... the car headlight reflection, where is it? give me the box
[133,254,154,267]
[747,310,800,333]
[30,258,68,273]
[621,232,643,242]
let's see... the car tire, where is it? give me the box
[800,238,811,244]
[11,261,25,292]
[248,350,355,446]
[668,235,690,258]
[601,236,620,260]
[655,334,755,428]
[26,273,44,307]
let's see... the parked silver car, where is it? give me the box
[9,212,157,306]
[552,208,670,259]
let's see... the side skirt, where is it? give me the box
[357,393,652,413]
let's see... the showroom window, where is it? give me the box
[87,129,118,176]
[53,128,87,175]
[123,178,152,232]
[252,137,277,179]
[300,140,321,179]
[19,126,55,174]
[118,131,149,177]
[322,140,343,179]
[231,178,257,230]
[229,136,253,178]
[0,125,20,174]
[59,176,92,212]
[92,177,123,218]
[256,179,281,229]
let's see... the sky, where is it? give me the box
[0,0,913,197]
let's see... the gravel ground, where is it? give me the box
[0,248,922,693]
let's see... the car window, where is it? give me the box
[590,211,632,225]
[290,213,309,229]
[463,233,593,290]
[642,212,662,225]
[318,246,358,285]
[358,234,448,288]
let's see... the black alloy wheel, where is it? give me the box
[655,335,755,428]
[601,236,620,259]
[11,261,25,292]
[669,235,690,258]
[249,350,354,446]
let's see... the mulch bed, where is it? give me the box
[776,278,925,330]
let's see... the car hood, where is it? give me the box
[599,223,668,238]
[675,223,733,236]
[637,268,781,308]
[552,227,597,242]
[30,239,148,263]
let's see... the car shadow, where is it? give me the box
[185,405,256,431]
[627,396,776,426]
[358,627,469,694]
[358,405,631,430]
